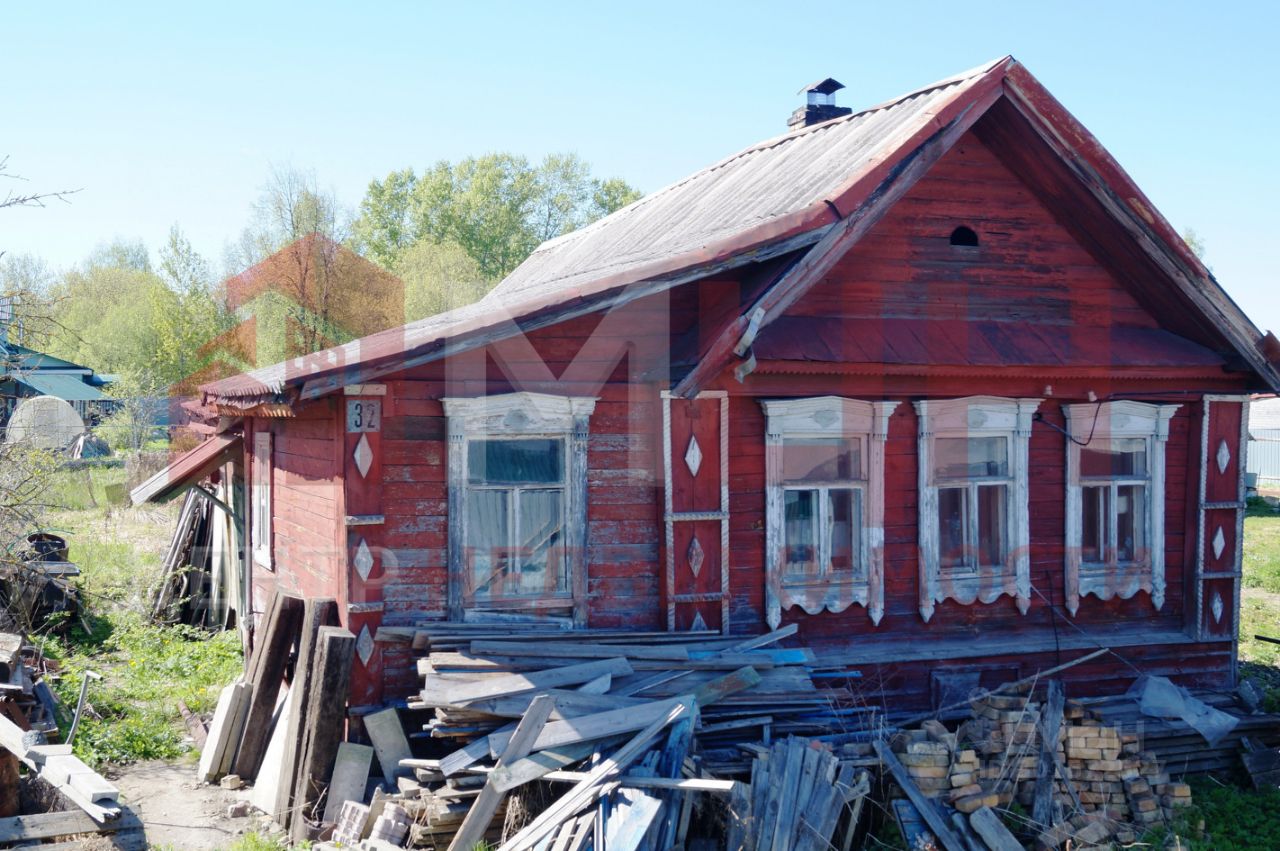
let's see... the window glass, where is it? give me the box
[783,489,817,577]
[828,488,862,575]
[1080,438,1147,479]
[938,486,968,569]
[468,438,563,484]
[934,436,1008,480]
[782,437,861,482]
[1082,485,1107,564]
[1116,484,1145,562]
[977,484,1008,567]
[466,489,510,597]
[517,489,566,594]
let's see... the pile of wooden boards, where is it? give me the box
[198,593,357,842]
[876,680,1200,851]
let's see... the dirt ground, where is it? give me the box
[108,760,273,850]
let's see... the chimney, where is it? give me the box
[788,78,852,129]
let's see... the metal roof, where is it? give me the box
[16,373,109,401]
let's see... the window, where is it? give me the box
[1064,401,1178,614]
[444,393,595,624]
[762,397,898,626]
[251,430,272,569]
[915,396,1041,621]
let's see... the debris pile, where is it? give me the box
[878,681,1195,850]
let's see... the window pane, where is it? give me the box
[467,489,510,597]
[782,437,861,482]
[938,486,968,569]
[977,484,1007,567]
[828,488,862,576]
[1116,484,1146,562]
[1081,485,1108,564]
[1080,438,1147,479]
[934,437,1008,480]
[783,489,817,578]
[517,489,566,594]
[469,438,563,484]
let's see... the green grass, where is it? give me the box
[1138,777,1280,850]
[28,465,243,768]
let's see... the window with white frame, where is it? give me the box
[1063,401,1178,614]
[915,396,1040,621]
[762,397,897,627]
[443,393,595,624]
[251,430,273,569]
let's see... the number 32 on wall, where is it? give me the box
[347,400,381,433]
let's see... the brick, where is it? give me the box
[901,752,950,767]
[907,741,949,756]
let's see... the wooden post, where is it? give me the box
[1033,680,1065,828]
[234,591,304,780]
[290,626,356,843]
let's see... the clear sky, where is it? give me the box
[4,1,1277,329]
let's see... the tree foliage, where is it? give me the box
[353,152,641,281]
[397,239,489,322]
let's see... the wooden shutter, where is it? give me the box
[1192,396,1249,646]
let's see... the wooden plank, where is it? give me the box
[234,591,305,781]
[1033,680,1064,828]
[488,699,683,758]
[322,743,374,823]
[291,626,356,841]
[250,687,293,818]
[470,640,690,661]
[490,737,629,793]
[274,597,338,826]
[364,707,412,785]
[448,694,555,851]
[603,787,663,851]
[197,681,240,782]
[0,810,142,843]
[873,740,965,851]
[968,806,1023,851]
[439,658,634,705]
[497,700,692,851]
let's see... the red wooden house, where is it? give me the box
[135,57,1280,712]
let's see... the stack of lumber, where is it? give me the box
[0,631,60,738]
[725,736,870,851]
[397,622,871,776]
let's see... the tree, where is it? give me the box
[352,152,642,281]
[396,239,489,322]
[225,165,348,273]
[153,226,232,387]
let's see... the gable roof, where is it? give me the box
[202,57,1279,408]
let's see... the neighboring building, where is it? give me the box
[0,343,117,427]
[1247,396,1280,489]
[135,57,1280,713]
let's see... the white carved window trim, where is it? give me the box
[762,397,898,627]
[1063,400,1178,615]
[915,396,1040,621]
[443,392,596,626]
[251,430,273,570]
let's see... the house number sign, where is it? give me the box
[347,400,381,432]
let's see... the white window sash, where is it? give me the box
[762,397,897,627]
[1063,401,1178,614]
[251,430,272,570]
[915,396,1041,622]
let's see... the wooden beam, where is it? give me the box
[873,741,965,851]
[1033,680,1065,828]
[439,657,634,705]
[290,626,356,842]
[968,806,1023,851]
[234,592,304,780]
[274,598,338,827]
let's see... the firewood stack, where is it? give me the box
[881,687,1194,849]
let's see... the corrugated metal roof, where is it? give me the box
[16,373,109,401]
[202,59,1009,404]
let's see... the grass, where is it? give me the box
[30,464,243,768]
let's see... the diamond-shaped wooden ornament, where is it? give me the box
[687,535,705,577]
[356,624,375,666]
[684,435,703,477]
[1213,527,1226,561]
[354,538,374,581]
[690,610,709,632]
[354,434,373,478]
[1211,591,1224,624]
[1216,440,1231,475]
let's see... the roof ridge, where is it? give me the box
[512,56,1013,264]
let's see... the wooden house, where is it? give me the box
[134,57,1280,712]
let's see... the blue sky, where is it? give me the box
[4,1,1277,328]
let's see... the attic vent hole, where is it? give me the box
[950,226,979,247]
